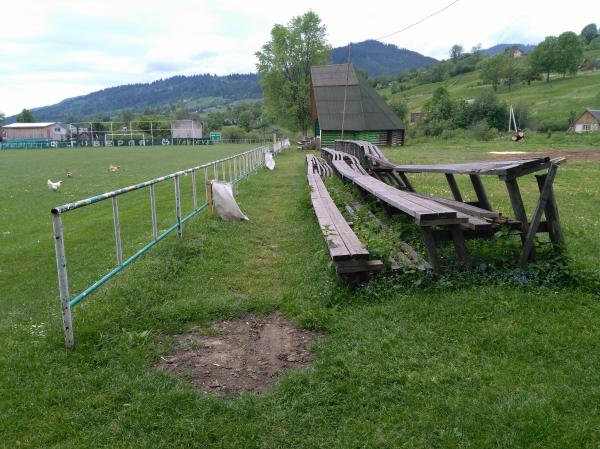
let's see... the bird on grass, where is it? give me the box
[47,180,62,191]
[66,169,73,178]
[108,164,120,173]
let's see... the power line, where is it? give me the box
[374,0,461,41]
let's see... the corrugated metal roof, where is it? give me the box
[588,109,600,122]
[2,122,57,128]
[311,64,405,131]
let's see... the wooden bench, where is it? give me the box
[333,140,566,267]
[306,155,383,276]
[321,149,471,271]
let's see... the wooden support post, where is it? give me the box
[420,227,439,272]
[505,178,532,250]
[397,172,415,192]
[450,225,470,267]
[445,173,463,202]
[519,164,559,267]
[469,174,492,210]
[535,173,565,247]
[206,181,213,213]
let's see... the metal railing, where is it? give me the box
[51,142,286,348]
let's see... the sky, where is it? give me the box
[0,0,594,116]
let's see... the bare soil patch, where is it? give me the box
[487,149,600,163]
[155,313,317,396]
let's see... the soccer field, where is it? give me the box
[2,142,600,449]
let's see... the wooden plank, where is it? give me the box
[519,164,559,266]
[535,173,565,247]
[335,258,385,274]
[312,176,369,259]
[450,225,470,266]
[411,193,500,218]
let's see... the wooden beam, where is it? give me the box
[420,227,439,272]
[469,174,492,211]
[535,173,565,247]
[445,173,463,202]
[505,178,531,249]
[519,164,559,266]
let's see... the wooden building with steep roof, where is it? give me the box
[310,64,405,147]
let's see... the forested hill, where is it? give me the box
[18,73,262,122]
[331,40,438,77]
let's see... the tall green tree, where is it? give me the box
[16,108,35,123]
[449,44,463,63]
[580,23,599,44]
[255,10,331,136]
[530,36,559,82]
[556,31,585,77]
[0,111,5,127]
[480,54,506,90]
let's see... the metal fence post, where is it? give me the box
[150,184,158,239]
[192,170,198,210]
[52,213,74,349]
[174,175,182,239]
[111,197,123,265]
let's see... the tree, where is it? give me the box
[580,23,599,44]
[449,44,463,63]
[387,97,408,123]
[502,53,520,90]
[255,10,331,136]
[424,87,455,123]
[530,36,559,82]
[16,108,35,123]
[519,61,541,85]
[556,31,585,77]
[480,54,506,90]
[0,111,5,127]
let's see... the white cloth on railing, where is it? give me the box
[211,181,249,221]
[265,152,275,170]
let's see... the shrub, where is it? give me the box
[468,120,497,141]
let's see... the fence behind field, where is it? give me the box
[51,141,288,348]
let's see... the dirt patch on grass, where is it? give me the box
[155,313,317,396]
[487,149,600,162]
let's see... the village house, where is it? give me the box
[569,109,600,133]
[1,122,68,141]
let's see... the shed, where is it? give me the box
[171,120,203,139]
[2,122,68,141]
[569,109,600,133]
[310,64,405,147]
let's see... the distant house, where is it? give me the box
[1,122,68,141]
[512,48,527,58]
[310,63,406,146]
[171,120,202,138]
[569,109,600,133]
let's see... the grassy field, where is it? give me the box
[1,141,599,448]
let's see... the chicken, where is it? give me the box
[66,169,73,178]
[108,164,120,173]
[47,180,62,191]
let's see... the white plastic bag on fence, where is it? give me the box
[265,151,275,171]
[211,181,249,221]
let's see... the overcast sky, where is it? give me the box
[1,0,594,116]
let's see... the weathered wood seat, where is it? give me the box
[306,155,383,276]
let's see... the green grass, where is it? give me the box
[1,143,599,448]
